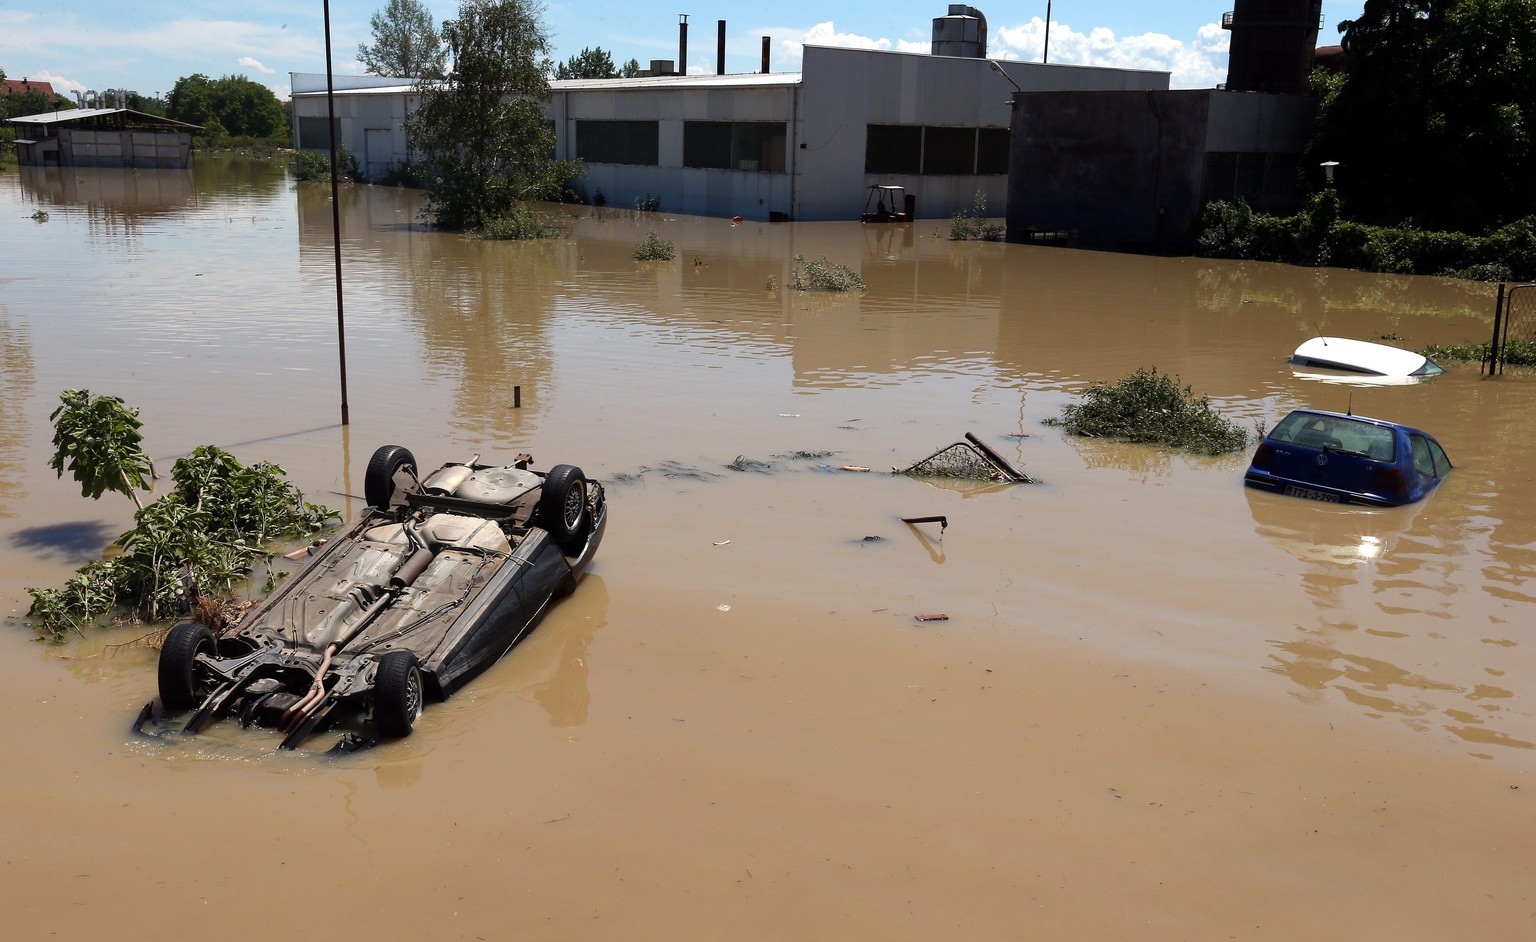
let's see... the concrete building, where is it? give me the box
[290,27,1166,222]
[7,108,200,169]
[1004,90,1314,253]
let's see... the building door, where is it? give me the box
[365,129,393,183]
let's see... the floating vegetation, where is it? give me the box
[1423,339,1536,366]
[27,445,338,640]
[726,455,774,473]
[1043,367,1249,455]
[775,450,838,460]
[788,255,866,292]
[633,230,676,260]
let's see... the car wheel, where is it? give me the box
[536,464,589,554]
[159,622,216,712]
[364,445,417,510]
[374,651,424,738]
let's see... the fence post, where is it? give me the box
[1487,282,1505,376]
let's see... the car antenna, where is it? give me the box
[1346,392,1353,416]
[1313,321,1328,345]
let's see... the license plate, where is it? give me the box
[1285,485,1339,503]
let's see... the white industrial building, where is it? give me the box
[290,11,1167,222]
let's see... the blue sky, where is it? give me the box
[3,1,1364,101]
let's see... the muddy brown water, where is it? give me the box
[2,158,1533,939]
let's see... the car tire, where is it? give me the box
[159,622,216,712]
[374,650,424,738]
[537,464,590,555]
[364,445,417,510]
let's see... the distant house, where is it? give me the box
[3,78,59,100]
[6,108,201,169]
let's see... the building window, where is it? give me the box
[865,125,923,174]
[865,124,1008,176]
[684,121,786,172]
[976,128,1009,175]
[576,120,658,165]
[923,127,976,175]
[297,117,341,151]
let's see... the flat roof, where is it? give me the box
[5,107,201,129]
[552,72,800,92]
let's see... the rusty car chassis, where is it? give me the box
[135,445,606,753]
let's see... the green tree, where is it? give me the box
[405,0,578,230]
[619,58,641,78]
[167,74,286,142]
[359,0,449,79]
[1313,0,1536,232]
[555,46,618,79]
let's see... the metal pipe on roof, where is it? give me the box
[679,14,688,75]
[718,20,726,75]
[762,36,770,73]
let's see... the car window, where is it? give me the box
[1411,435,1439,477]
[1427,438,1451,473]
[1270,413,1394,459]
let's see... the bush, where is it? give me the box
[480,202,562,240]
[1044,367,1249,455]
[292,145,361,183]
[788,255,866,292]
[27,445,337,639]
[949,192,1006,241]
[633,231,675,260]
[1197,197,1536,281]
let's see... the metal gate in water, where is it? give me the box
[1486,282,1536,375]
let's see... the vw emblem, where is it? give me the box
[1315,453,1329,466]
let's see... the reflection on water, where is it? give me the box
[1251,487,1535,751]
[0,309,33,519]
[2,155,1535,766]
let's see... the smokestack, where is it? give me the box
[679,14,688,74]
[761,36,770,73]
[717,20,726,75]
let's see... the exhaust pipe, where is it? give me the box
[718,20,726,75]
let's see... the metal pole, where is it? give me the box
[323,0,351,425]
[1043,0,1053,64]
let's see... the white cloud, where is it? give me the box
[238,57,276,75]
[993,18,1230,89]
[24,70,88,96]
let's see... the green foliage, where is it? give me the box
[634,193,661,212]
[619,58,642,78]
[1312,0,1536,231]
[359,0,449,79]
[1197,196,1536,280]
[167,74,286,142]
[26,446,339,639]
[0,86,74,120]
[480,201,563,239]
[406,0,580,230]
[292,145,362,182]
[787,255,867,292]
[633,231,676,260]
[949,192,1006,241]
[555,47,620,79]
[1422,339,1536,366]
[48,390,153,509]
[1044,367,1249,455]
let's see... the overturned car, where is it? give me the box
[140,445,606,752]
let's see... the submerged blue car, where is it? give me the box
[1244,409,1452,506]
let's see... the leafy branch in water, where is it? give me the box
[1043,367,1249,455]
[633,230,676,260]
[48,389,156,510]
[28,407,339,640]
[949,191,1006,242]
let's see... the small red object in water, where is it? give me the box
[914,613,948,622]
[731,215,743,224]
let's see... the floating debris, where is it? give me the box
[896,433,1032,483]
[900,515,948,532]
[726,455,774,473]
[914,613,949,622]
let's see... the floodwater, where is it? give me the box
[2,157,1533,939]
